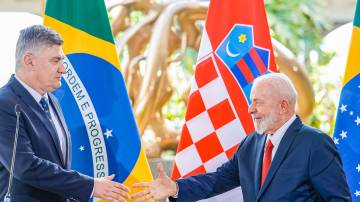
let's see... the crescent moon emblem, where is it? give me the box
[226,41,241,58]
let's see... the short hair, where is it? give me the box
[252,73,297,106]
[15,25,63,69]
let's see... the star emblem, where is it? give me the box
[104,128,113,139]
[356,164,360,172]
[238,34,247,43]
[339,104,347,113]
[79,146,84,151]
[350,111,354,116]
[339,130,347,139]
[355,190,360,197]
[355,116,360,126]
[333,137,339,145]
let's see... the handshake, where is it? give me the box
[95,163,176,202]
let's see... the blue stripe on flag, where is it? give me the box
[243,54,260,78]
[230,64,248,88]
[254,47,269,68]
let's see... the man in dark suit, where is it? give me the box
[0,25,130,202]
[132,73,351,202]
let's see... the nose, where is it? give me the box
[248,102,255,115]
[58,61,65,74]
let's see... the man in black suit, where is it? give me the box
[0,25,130,202]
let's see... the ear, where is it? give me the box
[279,99,289,114]
[23,52,36,70]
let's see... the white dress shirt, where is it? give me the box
[15,76,67,161]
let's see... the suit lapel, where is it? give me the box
[48,93,71,168]
[254,133,266,194]
[9,76,65,167]
[257,117,302,199]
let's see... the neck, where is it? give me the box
[16,71,46,96]
[266,113,294,134]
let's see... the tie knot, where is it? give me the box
[39,97,49,112]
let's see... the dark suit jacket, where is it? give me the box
[174,117,351,202]
[0,75,93,202]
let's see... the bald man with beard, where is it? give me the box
[132,73,351,202]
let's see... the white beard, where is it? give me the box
[254,110,276,134]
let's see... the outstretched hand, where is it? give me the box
[132,163,178,202]
[93,174,130,202]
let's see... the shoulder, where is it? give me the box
[237,132,263,153]
[0,84,17,112]
[297,124,334,146]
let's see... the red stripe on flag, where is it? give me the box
[195,132,224,162]
[236,59,254,83]
[171,164,181,180]
[208,99,236,129]
[184,165,206,178]
[214,56,254,134]
[177,124,194,153]
[194,57,218,88]
[249,48,267,74]
[185,90,206,121]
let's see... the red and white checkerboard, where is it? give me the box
[172,54,248,179]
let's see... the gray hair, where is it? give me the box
[15,25,63,69]
[252,73,297,106]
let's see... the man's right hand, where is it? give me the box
[131,163,178,202]
[93,174,130,202]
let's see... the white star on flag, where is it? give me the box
[355,190,360,197]
[339,130,347,139]
[356,164,360,172]
[340,104,347,113]
[104,128,113,139]
[333,137,339,145]
[350,111,354,116]
[355,116,360,126]
[79,146,84,151]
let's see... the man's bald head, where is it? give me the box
[252,73,297,109]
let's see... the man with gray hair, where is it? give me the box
[0,25,130,202]
[132,72,351,202]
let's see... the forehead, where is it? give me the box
[250,81,272,100]
[38,44,64,57]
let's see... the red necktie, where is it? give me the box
[261,140,274,187]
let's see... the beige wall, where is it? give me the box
[0,0,42,15]
[319,0,357,23]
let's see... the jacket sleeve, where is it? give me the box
[309,132,351,201]
[0,104,93,202]
[175,137,246,202]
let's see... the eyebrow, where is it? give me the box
[51,56,65,61]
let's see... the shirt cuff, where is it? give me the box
[171,181,179,198]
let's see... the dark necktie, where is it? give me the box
[39,97,52,121]
[39,96,67,162]
[261,139,274,187]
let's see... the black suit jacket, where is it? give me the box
[0,75,93,202]
[173,117,351,202]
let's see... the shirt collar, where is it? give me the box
[267,114,296,148]
[15,75,49,104]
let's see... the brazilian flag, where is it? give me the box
[44,0,153,201]
[333,1,360,200]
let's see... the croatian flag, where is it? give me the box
[171,0,276,201]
